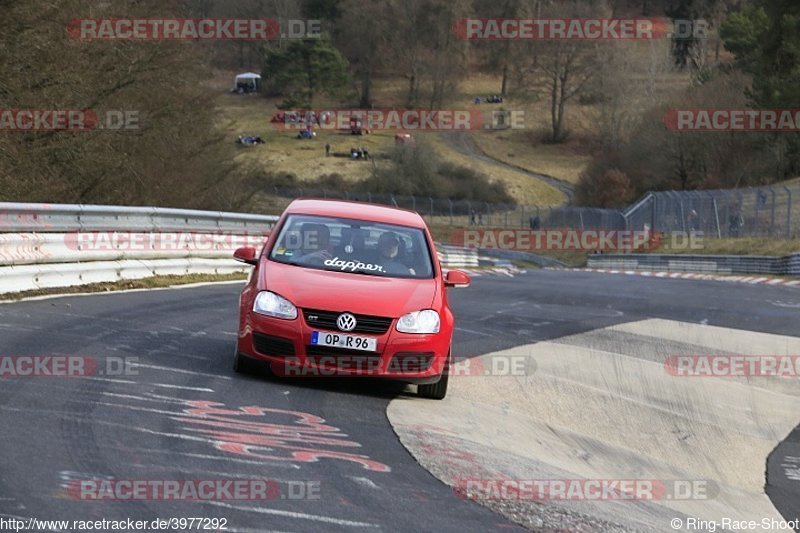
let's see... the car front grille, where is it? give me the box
[302,308,393,334]
[252,333,296,357]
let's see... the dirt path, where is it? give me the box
[440,131,575,204]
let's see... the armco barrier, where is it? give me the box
[0,202,279,295]
[0,203,277,233]
[0,232,269,267]
[0,258,248,294]
[587,252,800,276]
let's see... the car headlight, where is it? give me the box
[253,291,297,320]
[396,309,440,334]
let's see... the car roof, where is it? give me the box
[284,199,427,228]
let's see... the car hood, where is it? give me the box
[260,260,437,318]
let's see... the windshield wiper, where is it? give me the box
[346,269,386,276]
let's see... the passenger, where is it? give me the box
[376,232,411,275]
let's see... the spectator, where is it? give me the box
[729,211,744,237]
[687,209,700,232]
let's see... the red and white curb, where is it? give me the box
[445,267,522,278]
[552,267,800,288]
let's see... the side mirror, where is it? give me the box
[233,246,258,265]
[444,269,471,288]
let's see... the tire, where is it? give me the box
[417,352,451,400]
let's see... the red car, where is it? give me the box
[232,199,471,399]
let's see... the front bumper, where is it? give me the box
[238,311,449,384]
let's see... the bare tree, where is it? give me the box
[385,0,434,107]
[533,1,609,143]
[592,37,672,149]
[336,0,390,107]
[538,40,596,142]
[426,0,470,109]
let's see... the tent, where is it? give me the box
[233,72,262,93]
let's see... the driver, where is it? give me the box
[296,223,333,264]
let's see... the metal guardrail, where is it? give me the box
[587,253,800,276]
[0,203,280,294]
[0,202,279,233]
[0,259,251,294]
[0,232,270,267]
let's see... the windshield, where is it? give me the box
[268,214,434,279]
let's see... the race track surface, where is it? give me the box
[0,269,797,532]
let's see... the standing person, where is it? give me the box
[729,211,744,237]
[687,209,700,232]
[325,143,331,157]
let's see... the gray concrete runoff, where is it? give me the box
[389,319,800,532]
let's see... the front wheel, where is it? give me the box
[417,353,450,400]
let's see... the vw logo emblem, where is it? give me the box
[337,313,357,332]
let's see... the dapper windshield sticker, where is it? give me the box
[324,257,385,273]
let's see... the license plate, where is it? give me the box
[310,331,377,352]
